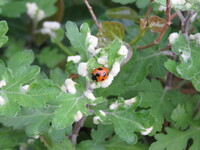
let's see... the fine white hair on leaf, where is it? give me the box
[141,127,153,135]
[110,61,120,77]
[0,80,6,88]
[65,78,77,94]
[77,62,88,77]
[67,55,81,63]
[124,97,136,105]
[109,101,119,110]
[84,90,96,101]
[168,32,179,44]
[93,116,100,124]
[0,96,6,106]
[100,74,114,88]
[74,111,83,122]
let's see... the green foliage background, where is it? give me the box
[0,0,200,150]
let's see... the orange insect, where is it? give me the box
[91,67,109,82]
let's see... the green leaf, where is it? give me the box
[50,67,68,85]
[107,110,153,144]
[97,21,125,47]
[50,138,75,150]
[136,0,150,8]
[38,47,66,68]
[66,21,88,61]
[164,59,180,77]
[0,20,8,47]
[149,127,200,150]
[105,6,139,21]
[0,108,54,137]
[52,92,91,129]
[111,0,136,5]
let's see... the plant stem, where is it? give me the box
[84,0,101,30]
[129,29,147,46]
[54,40,75,56]
[70,116,87,145]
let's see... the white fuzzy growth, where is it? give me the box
[168,32,179,44]
[74,111,83,122]
[185,3,192,9]
[77,62,88,77]
[99,110,106,116]
[109,101,119,110]
[0,80,6,88]
[124,97,136,105]
[158,5,166,11]
[65,78,76,94]
[110,61,120,77]
[61,85,67,92]
[86,33,98,48]
[97,55,108,67]
[27,139,35,144]
[90,82,97,89]
[0,96,6,106]
[190,33,200,45]
[100,74,114,88]
[67,55,81,63]
[141,127,153,135]
[87,45,95,54]
[93,116,100,124]
[118,45,128,57]
[41,21,61,38]
[171,0,186,5]
[179,49,191,63]
[21,85,29,92]
[84,90,96,101]
[26,3,45,22]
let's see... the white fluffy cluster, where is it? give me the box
[118,45,128,58]
[77,62,88,77]
[26,2,45,22]
[179,49,191,63]
[158,5,166,11]
[168,32,179,44]
[0,96,6,106]
[0,80,6,88]
[40,21,61,38]
[62,78,77,94]
[171,0,186,5]
[74,111,83,122]
[124,97,136,105]
[190,33,200,45]
[67,55,81,63]
[97,55,108,67]
[84,90,96,101]
[141,127,153,135]
[86,32,98,54]
[93,116,100,124]
[100,74,114,88]
[109,101,119,110]
[99,110,106,116]
[20,85,30,92]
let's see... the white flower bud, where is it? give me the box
[190,33,200,45]
[158,5,166,11]
[118,45,128,57]
[179,49,191,63]
[0,80,6,88]
[0,96,6,105]
[67,55,81,63]
[93,116,100,124]
[141,127,153,135]
[169,32,179,44]
[110,61,120,77]
[90,82,97,89]
[185,3,192,9]
[109,101,119,110]
[41,21,61,38]
[77,62,88,77]
[74,111,83,122]
[20,85,29,92]
[99,110,106,116]
[97,55,108,67]
[87,45,95,54]
[33,135,39,139]
[84,90,96,101]
[65,78,76,94]
[27,139,35,144]
[124,97,136,105]
[37,10,45,21]
[100,74,114,88]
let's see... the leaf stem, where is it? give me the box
[54,40,75,56]
[129,29,147,46]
